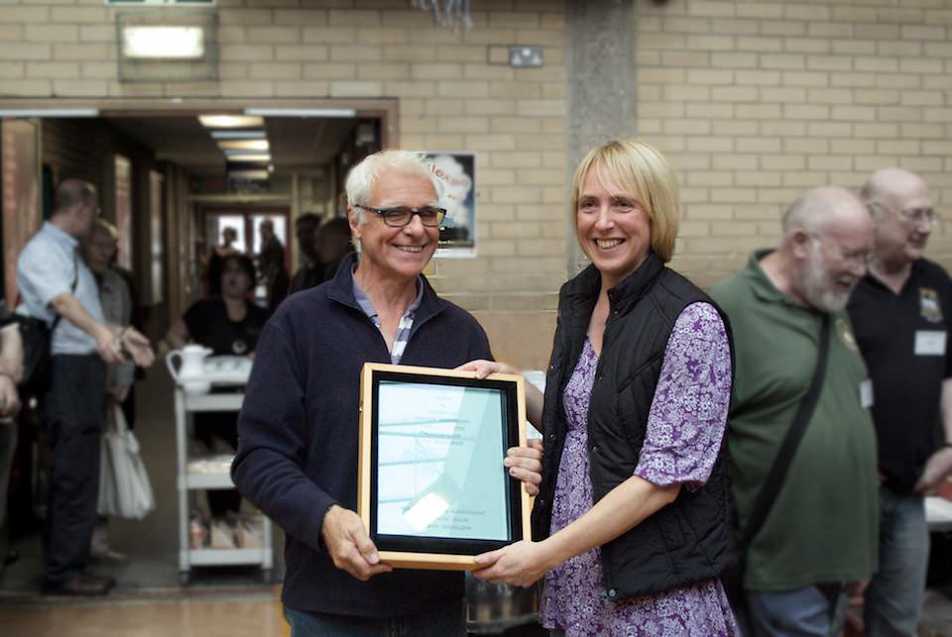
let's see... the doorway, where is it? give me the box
[0,97,397,322]
[203,206,290,303]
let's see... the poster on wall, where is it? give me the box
[420,152,476,257]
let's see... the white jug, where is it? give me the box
[166,345,213,394]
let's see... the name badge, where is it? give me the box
[859,379,874,409]
[914,330,947,356]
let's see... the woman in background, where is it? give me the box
[166,254,267,521]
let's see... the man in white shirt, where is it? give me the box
[17,179,153,596]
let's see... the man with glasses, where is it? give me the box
[17,179,153,596]
[232,151,541,636]
[848,168,947,636]
[711,186,879,636]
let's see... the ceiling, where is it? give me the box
[108,115,357,176]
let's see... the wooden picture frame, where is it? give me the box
[358,363,531,571]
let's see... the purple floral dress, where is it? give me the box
[540,302,739,637]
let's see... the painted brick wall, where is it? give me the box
[636,0,952,288]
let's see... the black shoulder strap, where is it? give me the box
[49,249,80,334]
[741,313,832,550]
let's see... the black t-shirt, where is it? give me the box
[183,298,268,356]
[848,258,952,493]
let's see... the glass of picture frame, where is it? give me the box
[358,363,532,570]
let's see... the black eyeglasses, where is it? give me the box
[354,204,447,228]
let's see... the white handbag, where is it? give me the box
[97,403,155,520]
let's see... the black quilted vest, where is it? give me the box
[532,252,735,599]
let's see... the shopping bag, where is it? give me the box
[98,404,155,520]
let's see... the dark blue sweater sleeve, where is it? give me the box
[231,320,334,554]
[470,321,493,363]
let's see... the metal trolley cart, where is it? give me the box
[172,382,273,585]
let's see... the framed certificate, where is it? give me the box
[358,363,531,570]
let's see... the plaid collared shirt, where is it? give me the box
[352,274,424,364]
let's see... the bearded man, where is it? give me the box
[710,187,880,637]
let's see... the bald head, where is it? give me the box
[51,178,99,238]
[861,168,928,209]
[861,168,933,266]
[782,186,871,238]
[53,179,96,216]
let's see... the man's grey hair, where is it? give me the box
[782,194,826,236]
[781,186,859,236]
[344,150,440,224]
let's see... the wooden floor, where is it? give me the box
[0,587,290,637]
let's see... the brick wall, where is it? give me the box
[636,0,952,287]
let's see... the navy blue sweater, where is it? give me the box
[232,255,492,616]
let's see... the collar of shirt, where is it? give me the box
[351,270,424,327]
[747,248,823,312]
[41,221,78,250]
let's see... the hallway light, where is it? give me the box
[243,108,356,118]
[218,139,269,151]
[199,115,264,128]
[121,26,205,59]
[210,130,266,140]
[225,153,271,162]
[229,169,269,180]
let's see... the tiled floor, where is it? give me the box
[0,366,282,598]
[0,366,289,635]
[1,587,288,637]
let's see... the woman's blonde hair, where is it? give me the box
[571,139,680,263]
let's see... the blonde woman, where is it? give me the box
[463,140,738,636]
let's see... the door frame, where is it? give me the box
[0,97,398,322]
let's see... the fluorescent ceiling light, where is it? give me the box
[243,108,356,118]
[229,169,269,180]
[121,26,205,60]
[226,153,271,162]
[223,147,270,158]
[0,109,98,118]
[219,139,269,151]
[199,115,264,128]
[210,130,266,140]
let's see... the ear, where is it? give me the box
[347,206,361,239]
[789,229,813,260]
